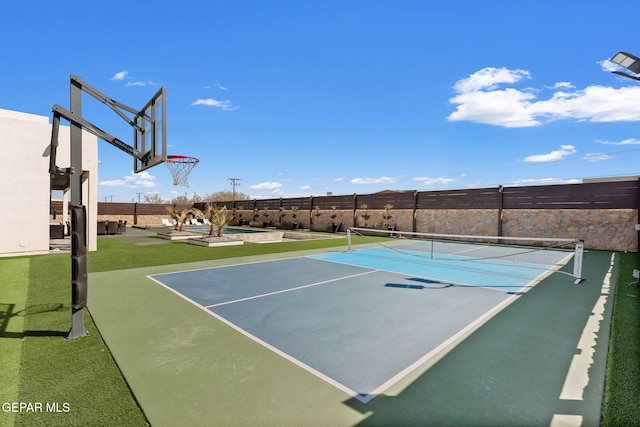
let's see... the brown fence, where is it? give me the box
[51,180,640,251]
[502,181,638,209]
[50,181,639,215]
[197,181,638,211]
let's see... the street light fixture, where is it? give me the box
[610,51,640,81]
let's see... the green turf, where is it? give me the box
[1,231,638,426]
[601,251,640,427]
[89,232,364,273]
[7,253,148,427]
[0,258,30,427]
[0,232,365,427]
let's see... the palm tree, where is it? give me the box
[166,206,195,232]
[202,204,232,237]
[212,206,232,237]
[200,204,217,236]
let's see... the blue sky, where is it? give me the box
[3,1,640,202]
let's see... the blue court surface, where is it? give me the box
[149,247,571,403]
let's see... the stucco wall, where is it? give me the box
[0,108,98,257]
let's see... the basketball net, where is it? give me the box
[165,155,199,187]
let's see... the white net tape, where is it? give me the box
[165,156,199,187]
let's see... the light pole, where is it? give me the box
[610,51,640,81]
[610,51,640,283]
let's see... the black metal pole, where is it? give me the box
[66,77,89,339]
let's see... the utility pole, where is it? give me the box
[228,178,242,201]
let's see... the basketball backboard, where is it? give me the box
[134,87,166,173]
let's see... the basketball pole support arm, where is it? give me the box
[49,75,161,339]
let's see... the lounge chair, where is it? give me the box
[50,223,65,239]
[97,221,108,235]
[107,221,119,235]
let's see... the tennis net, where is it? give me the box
[347,227,584,283]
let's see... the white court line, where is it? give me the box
[559,253,615,400]
[310,255,481,289]
[204,269,380,308]
[362,289,525,403]
[312,252,560,294]
[150,266,525,404]
[146,253,570,405]
[550,252,615,427]
[149,253,310,278]
[147,269,379,403]
[550,414,583,427]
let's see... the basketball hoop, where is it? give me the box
[165,155,199,187]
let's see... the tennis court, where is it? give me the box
[88,235,615,426]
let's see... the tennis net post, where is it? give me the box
[573,240,584,284]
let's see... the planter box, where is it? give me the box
[157,230,203,240]
[185,237,244,247]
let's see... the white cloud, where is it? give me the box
[524,145,576,162]
[350,176,396,184]
[412,176,456,186]
[448,66,640,127]
[111,70,155,87]
[599,59,621,73]
[509,177,581,185]
[531,85,640,122]
[111,70,128,81]
[191,98,239,111]
[453,67,531,94]
[597,138,640,145]
[449,88,540,127]
[204,81,229,91]
[550,82,574,89]
[250,182,282,190]
[581,153,614,162]
[300,185,311,190]
[99,171,156,188]
[125,80,146,87]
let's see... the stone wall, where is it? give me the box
[310,210,354,230]
[502,209,637,252]
[415,209,498,236]
[306,207,637,251]
[95,205,638,252]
